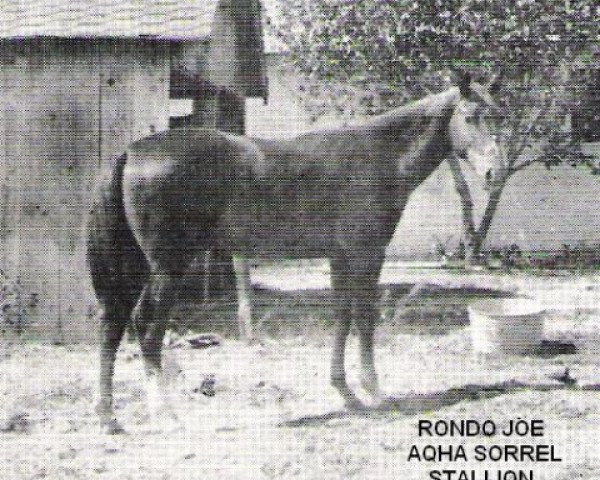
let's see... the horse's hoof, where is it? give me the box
[344,397,368,411]
[362,383,384,406]
[101,418,126,435]
[340,390,368,411]
[368,391,385,408]
[332,379,366,411]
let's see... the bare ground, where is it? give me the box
[2,263,600,479]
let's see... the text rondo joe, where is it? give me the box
[418,419,544,437]
[407,419,563,480]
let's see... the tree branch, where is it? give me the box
[510,153,545,174]
[447,155,476,240]
[505,87,530,162]
[511,102,552,163]
[475,183,506,241]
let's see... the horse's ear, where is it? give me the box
[457,71,472,97]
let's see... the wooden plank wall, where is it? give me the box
[0,39,170,342]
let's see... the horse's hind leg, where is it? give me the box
[132,264,186,428]
[232,256,254,342]
[92,249,147,434]
[330,254,365,409]
[96,301,130,434]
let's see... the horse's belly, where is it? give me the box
[218,209,336,258]
[217,180,340,257]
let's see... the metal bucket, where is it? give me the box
[468,298,545,355]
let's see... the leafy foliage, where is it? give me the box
[270,0,598,261]
[273,0,599,115]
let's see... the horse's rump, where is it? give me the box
[87,153,149,305]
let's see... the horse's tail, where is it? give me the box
[87,153,149,311]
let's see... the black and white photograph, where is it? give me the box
[0,1,599,478]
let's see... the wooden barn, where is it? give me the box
[0,0,267,341]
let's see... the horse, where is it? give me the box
[87,74,502,433]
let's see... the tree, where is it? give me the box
[270,0,599,263]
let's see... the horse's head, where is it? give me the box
[449,74,505,188]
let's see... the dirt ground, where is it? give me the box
[2,263,600,479]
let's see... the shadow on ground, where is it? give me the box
[171,283,514,338]
[282,380,600,428]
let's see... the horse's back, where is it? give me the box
[120,127,400,263]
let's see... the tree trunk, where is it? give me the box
[447,156,507,267]
[447,156,481,265]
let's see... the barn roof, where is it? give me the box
[0,0,225,40]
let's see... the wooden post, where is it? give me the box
[169,73,244,302]
[206,89,245,300]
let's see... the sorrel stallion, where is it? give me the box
[88,76,502,433]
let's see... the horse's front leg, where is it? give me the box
[349,251,386,404]
[355,290,383,403]
[232,256,254,343]
[330,255,365,409]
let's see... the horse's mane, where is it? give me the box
[364,88,460,130]
[276,87,460,143]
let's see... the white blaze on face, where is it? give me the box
[467,141,500,180]
[449,101,480,153]
[450,97,503,184]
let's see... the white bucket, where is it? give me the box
[468,298,545,355]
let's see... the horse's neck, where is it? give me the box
[365,89,458,186]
